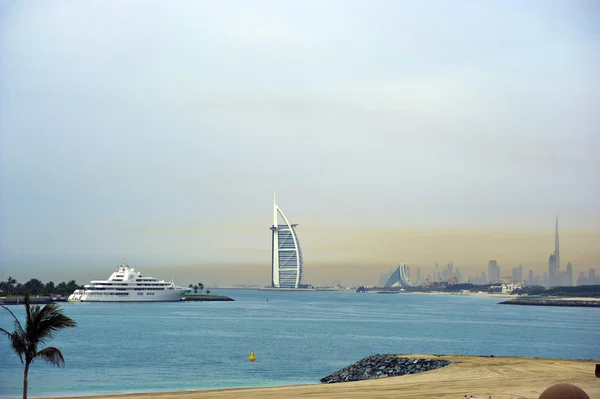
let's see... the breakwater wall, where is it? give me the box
[499,298,600,308]
[181,295,234,301]
[320,354,453,383]
[0,297,66,305]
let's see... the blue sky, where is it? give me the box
[1,1,598,284]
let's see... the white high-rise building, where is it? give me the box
[270,194,303,288]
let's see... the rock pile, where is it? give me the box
[320,354,453,383]
[499,298,600,308]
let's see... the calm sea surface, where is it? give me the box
[1,290,598,398]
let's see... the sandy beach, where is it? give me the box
[46,355,599,399]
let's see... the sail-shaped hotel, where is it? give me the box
[270,196,304,288]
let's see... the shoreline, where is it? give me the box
[0,295,234,305]
[40,354,599,399]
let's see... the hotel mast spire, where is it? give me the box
[273,190,277,226]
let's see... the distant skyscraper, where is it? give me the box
[270,194,303,288]
[433,262,440,282]
[555,215,560,272]
[512,265,523,284]
[415,266,421,286]
[548,254,558,287]
[549,216,560,287]
[566,263,573,287]
[488,260,500,283]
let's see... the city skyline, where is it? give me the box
[1,1,598,286]
[386,216,595,288]
[2,219,598,288]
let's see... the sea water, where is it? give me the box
[0,290,598,398]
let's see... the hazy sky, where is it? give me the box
[1,1,599,286]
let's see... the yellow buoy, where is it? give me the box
[248,351,256,361]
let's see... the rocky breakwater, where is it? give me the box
[499,298,600,308]
[181,294,234,301]
[320,354,453,383]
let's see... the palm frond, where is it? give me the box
[0,326,12,339]
[24,291,32,324]
[36,347,65,368]
[11,333,27,364]
[0,326,26,364]
[1,305,27,363]
[25,296,43,346]
[26,301,44,343]
[1,304,26,337]
[30,303,77,345]
[2,293,76,371]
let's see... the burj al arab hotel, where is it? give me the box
[270,195,304,288]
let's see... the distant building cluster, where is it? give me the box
[472,217,597,288]
[423,261,463,286]
[267,201,596,290]
[530,216,597,288]
[468,272,489,286]
[377,216,597,289]
[576,269,599,286]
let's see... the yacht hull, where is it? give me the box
[70,290,187,302]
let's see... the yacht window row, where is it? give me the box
[85,287,166,291]
[92,282,169,286]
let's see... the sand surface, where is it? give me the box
[47,355,599,399]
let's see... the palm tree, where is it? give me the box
[7,276,16,296]
[193,285,199,293]
[0,291,76,399]
[205,288,211,295]
[198,283,204,293]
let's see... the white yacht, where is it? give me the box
[68,259,191,302]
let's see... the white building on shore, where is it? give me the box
[501,283,522,295]
[270,194,304,288]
